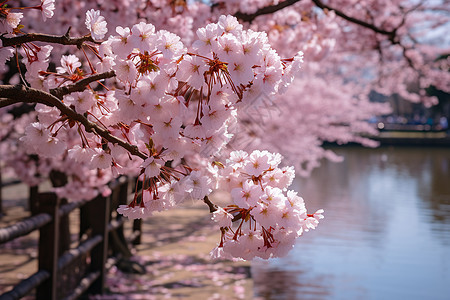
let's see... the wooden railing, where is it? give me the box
[0,176,142,300]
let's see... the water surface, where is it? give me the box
[252,146,450,300]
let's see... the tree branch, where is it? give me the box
[0,98,27,108]
[0,84,148,160]
[311,0,396,39]
[203,196,218,213]
[0,27,97,48]
[311,0,422,69]
[233,0,398,40]
[50,70,116,99]
[234,0,302,23]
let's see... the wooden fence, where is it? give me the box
[0,176,142,300]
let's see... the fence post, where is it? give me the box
[49,171,71,254]
[110,178,133,257]
[79,203,89,241]
[131,178,142,245]
[58,198,71,254]
[86,194,110,295]
[132,219,142,245]
[36,192,60,300]
[29,185,39,215]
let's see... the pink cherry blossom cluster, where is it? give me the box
[1,5,314,241]
[0,5,321,259]
[92,14,303,222]
[210,150,324,260]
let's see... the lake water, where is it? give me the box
[252,146,450,300]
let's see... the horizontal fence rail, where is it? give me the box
[0,176,142,300]
[0,213,52,244]
[0,270,50,300]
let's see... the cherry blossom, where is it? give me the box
[0,43,14,72]
[0,11,22,33]
[85,9,108,41]
[212,207,234,228]
[40,0,55,21]
[141,157,163,178]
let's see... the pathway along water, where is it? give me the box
[252,146,450,300]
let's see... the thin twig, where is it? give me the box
[50,70,116,99]
[0,27,98,48]
[203,196,218,213]
[234,0,301,23]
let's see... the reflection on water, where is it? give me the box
[252,146,450,300]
